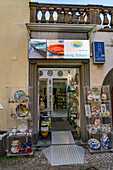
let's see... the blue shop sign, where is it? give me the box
[94,42,105,63]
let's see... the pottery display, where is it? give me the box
[40,98,45,111]
[101,133,110,149]
[88,138,100,150]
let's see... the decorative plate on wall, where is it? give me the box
[17,122,28,132]
[14,90,26,101]
[57,70,63,77]
[16,104,28,117]
[40,71,43,76]
[47,70,53,76]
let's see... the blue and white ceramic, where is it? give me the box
[101,133,109,149]
[88,138,100,150]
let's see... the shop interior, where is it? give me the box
[38,68,80,146]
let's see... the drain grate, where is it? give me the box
[43,145,85,166]
[52,131,75,145]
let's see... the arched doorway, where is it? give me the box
[103,68,113,125]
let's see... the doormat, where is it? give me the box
[43,145,85,166]
[52,131,75,145]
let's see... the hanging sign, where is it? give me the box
[93,42,105,63]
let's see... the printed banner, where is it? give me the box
[29,39,90,59]
[29,39,46,59]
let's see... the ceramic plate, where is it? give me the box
[47,70,53,76]
[16,104,28,117]
[57,70,63,77]
[88,138,100,149]
[14,90,26,101]
[17,122,28,132]
[92,106,100,113]
[11,147,19,153]
[90,88,101,100]
[48,44,64,55]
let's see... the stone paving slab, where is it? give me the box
[1,148,113,170]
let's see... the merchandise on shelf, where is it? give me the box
[87,123,111,134]
[102,90,107,101]
[8,90,30,103]
[40,98,45,111]
[57,91,67,108]
[88,138,100,150]
[101,133,110,149]
[41,123,48,138]
[6,87,33,156]
[84,85,112,152]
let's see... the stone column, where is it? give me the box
[110,10,113,27]
[49,7,54,23]
[41,7,46,23]
[64,8,69,24]
[103,9,109,25]
[57,8,62,23]
[72,8,77,24]
[79,9,84,24]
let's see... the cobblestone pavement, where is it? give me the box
[1,148,113,170]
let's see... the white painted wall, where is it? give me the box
[39,70,68,79]
[90,32,113,86]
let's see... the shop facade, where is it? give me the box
[1,1,113,149]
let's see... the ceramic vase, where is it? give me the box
[101,133,109,149]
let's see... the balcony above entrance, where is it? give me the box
[30,2,113,28]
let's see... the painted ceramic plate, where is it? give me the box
[92,106,100,113]
[14,90,26,101]
[11,140,20,146]
[47,70,53,76]
[90,88,101,100]
[11,147,19,153]
[88,138,100,149]
[48,44,64,55]
[40,71,43,76]
[16,104,28,117]
[57,70,63,77]
[17,122,28,132]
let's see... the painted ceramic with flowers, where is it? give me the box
[101,133,109,149]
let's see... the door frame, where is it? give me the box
[29,59,90,144]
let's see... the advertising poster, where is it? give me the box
[47,40,64,59]
[29,39,46,59]
[64,40,90,59]
[47,40,90,59]
[29,39,90,59]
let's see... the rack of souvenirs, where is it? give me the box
[85,104,111,118]
[9,104,31,120]
[87,87,109,102]
[87,123,111,134]
[8,90,30,103]
[10,140,32,154]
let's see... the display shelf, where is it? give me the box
[10,117,32,120]
[7,132,33,157]
[84,85,113,152]
[7,152,34,157]
[8,102,32,105]
[6,86,33,157]
[57,91,67,108]
[87,147,113,153]
[86,116,111,119]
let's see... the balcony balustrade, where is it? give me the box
[30,2,113,28]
